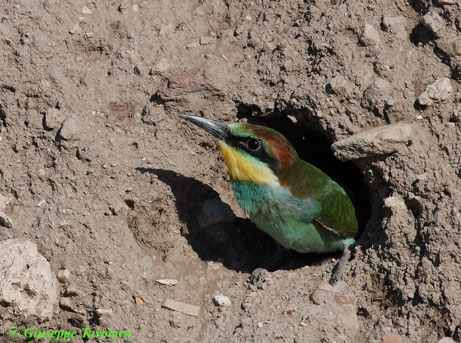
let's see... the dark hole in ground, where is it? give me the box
[409,23,436,47]
[124,199,135,210]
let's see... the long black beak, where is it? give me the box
[179,114,228,140]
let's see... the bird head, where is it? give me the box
[180,115,298,185]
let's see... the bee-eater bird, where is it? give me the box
[179,114,358,284]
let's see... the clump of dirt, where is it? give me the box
[0,0,460,342]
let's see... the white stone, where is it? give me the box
[359,23,381,46]
[204,54,218,59]
[96,308,113,315]
[64,286,79,297]
[437,38,461,58]
[57,269,71,283]
[331,123,412,161]
[0,211,12,228]
[361,78,391,114]
[329,75,352,97]
[59,297,75,311]
[82,6,92,15]
[59,116,80,141]
[384,196,407,211]
[0,193,10,210]
[69,23,81,34]
[421,12,444,34]
[0,239,58,321]
[156,279,178,286]
[45,108,65,129]
[382,16,407,39]
[200,36,213,45]
[186,42,200,49]
[153,57,169,72]
[212,294,231,307]
[418,78,453,106]
[0,193,12,228]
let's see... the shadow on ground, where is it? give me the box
[136,168,335,273]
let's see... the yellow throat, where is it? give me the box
[217,140,278,185]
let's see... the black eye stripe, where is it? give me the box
[226,135,280,173]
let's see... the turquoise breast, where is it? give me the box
[230,180,353,253]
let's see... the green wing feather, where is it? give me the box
[278,159,358,238]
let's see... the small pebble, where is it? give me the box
[437,38,461,58]
[287,115,297,123]
[418,78,453,106]
[382,16,406,39]
[59,116,80,141]
[162,298,200,317]
[59,297,74,311]
[361,78,391,115]
[57,269,71,283]
[0,211,12,228]
[169,314,182,328]
[212,294,231,307]
[156,279,178,286]
[329,75,352,97]
[359,23,381,46]
[200,36,213,45]
[96,308,113,316]
[186,42,200,49]
[69,23,80,34]
[234,25,245,36]
[135,296,145,307]
[421,12,444,34]
[284,305,297,313]
[82,6,92,14]
[45,108,65,129]
[152,57,169,72]
[64,286,79,297]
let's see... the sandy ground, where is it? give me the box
[1,0,460,342]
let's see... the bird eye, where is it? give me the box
[247,138,260,151]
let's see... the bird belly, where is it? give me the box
[249,211,345,253]
[231,181,349,253]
